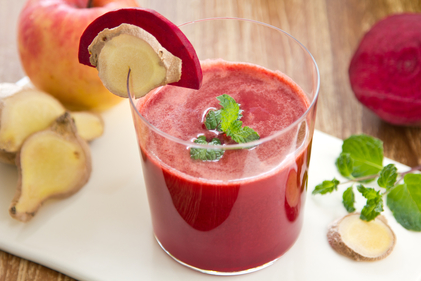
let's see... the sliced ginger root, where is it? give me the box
[327,213,396,261]
[0,83,104,165]
[70,111,104,142]
[0,84,65,153]
[88,23,182,98]
[9,112,92,222]
[0,110,102,165]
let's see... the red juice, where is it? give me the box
[133,60,312,272]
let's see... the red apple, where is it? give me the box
[78,8,203,91]
[18,0,139,111]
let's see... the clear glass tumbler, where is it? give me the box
[129,18,320,275]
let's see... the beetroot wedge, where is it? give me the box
[349,13,421,126]
[79,8,202,90]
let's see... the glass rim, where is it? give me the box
[129,17,320,150]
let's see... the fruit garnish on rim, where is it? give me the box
[78,8,202,98]
[87,23,182,98]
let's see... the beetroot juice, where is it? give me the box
[132,60,313,273]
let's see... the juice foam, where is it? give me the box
[136,59,309,181]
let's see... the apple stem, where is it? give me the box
[87,0,93,8]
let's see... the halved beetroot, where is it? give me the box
[78,8,202,90]
[349,13,421,126]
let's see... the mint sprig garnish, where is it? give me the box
[190,136,224,161]
[204,110,221,131]
[226,120,260,143]
[191,94,260,161]
[217,94,242,131]
[204,94,259,143]
[313,134,421,231]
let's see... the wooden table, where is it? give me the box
[0,0,420,280]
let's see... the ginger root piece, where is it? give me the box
[0,85,65,153]
[9,112,92,222]
[71,111,104,142]
[0,149,16,165]
[327,213,396,261]
[0,111,102,165]
[88,23,182,98]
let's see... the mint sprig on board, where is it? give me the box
[313,134,421,231]
[387,174,421,231]
[190,94,260,161]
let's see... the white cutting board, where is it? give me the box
[0,85,420,281]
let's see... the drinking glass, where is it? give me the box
[128,18,320,275]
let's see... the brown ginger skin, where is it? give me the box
[9,112,92,222]
[0,149,16,165]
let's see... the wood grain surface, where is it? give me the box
[1,0,420,280]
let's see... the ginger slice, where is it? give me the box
[9,112,92,222]
[71,111,104,142]
[0,85,65,153]
[327,213,396,261]
[88,23,182,98]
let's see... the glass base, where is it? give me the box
[155,236,279,276]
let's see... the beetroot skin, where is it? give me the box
[349,13,421,126]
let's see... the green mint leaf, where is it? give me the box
[336,153,354,178]
[194,135,207,144]
[312,178,340,195]
[208,138,222,145]
[204,110,222,131]
[226,120,260,144]
[203,94,260,144]
[387,174,421,231]
[217,94,241,132]
[225,119,242,138]
[342,134,384,182]
[190,137,224,161]
[357,184,383,221]
[342,186,356,213]
[239,126,260,143]
[377,163,398,190]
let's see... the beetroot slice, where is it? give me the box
[78,8,202,90]
[349,13,421,126]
